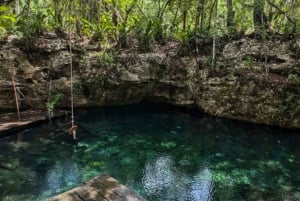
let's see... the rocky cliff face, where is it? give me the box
[0,33,299,128]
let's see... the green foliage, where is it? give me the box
[17,13,45,36]
[0,6,16,37]
[277,82,300,125]
[288,73,300,84]
[46,93,63,112]
[91,30,104,42]
[160,141,177,149]
[98,12,116,42]
[80,18,94,37]
[73,81,84,95]
[244,55,254,69]
[16,3,55,37]
[2,0,300,47]
[93,77,106,86]
[99,52,115,66]
[134,18,154,52]
[288,42,300,60]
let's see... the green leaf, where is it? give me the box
[0,6,9,12]
[0,15,16,22]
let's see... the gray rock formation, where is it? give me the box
[0,33,299,128]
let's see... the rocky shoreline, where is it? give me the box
[1,33,300,128]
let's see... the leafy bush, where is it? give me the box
[99,52,115,66]
[73,81,84,95]
[17,11,52,37]
[0,6,16,37]
[46,93,63,113]
[133,17,154,52]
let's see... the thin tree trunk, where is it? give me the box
[212,0,218,71]
[226,0,234,31]
[195,0,201,30]
[170,6,179,32]
[241,0,245,33]
[195,0,202,67]
[212,34,216,70]
[15,0,20,15]
[253,0,268,31]
[200,0,205,31]
[182,10,187,31]
[208,0,217,30]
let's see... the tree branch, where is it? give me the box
[265,0,296,32]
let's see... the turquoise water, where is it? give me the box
[0,103,299,201]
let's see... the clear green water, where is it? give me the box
[0,104,299,201]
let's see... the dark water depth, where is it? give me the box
[0,104,299,201]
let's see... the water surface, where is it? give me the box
[0,104,299,201]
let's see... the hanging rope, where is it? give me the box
[68,0,78,140]
[11,73,20,121]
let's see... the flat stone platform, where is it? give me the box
[0,110,68,137]
[49,174,146,201]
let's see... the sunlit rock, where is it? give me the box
[1,35,300,128]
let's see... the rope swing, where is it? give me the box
[68,0,78,140]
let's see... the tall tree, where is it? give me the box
[211,0,218,71]
[195,0,205,31]
[253,0,268,31]
[226,0,234,31]
[15,0,19,15]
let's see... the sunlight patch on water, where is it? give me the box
[42,159,82,196]
[142,155,214,201]
[191,167,214,201]
[143,155,175,193]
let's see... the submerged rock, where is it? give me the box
[0,162,16,170]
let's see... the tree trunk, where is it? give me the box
[226,0,234,30]
[15,0,20,15]
[241,0,245,33]
[253,0,268,31]
[195,0,201,30]
[200,0,205,31]
[182,10,187,31]
[212,0,218,71]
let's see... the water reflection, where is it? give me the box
[42,159,82,196]
[143,156,175,193]
[143,155,214,201]
[190,168,213,201]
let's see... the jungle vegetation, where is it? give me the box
[0,0,299,51]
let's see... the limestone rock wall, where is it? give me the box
[0,33,299,128]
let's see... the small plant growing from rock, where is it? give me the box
[244,55,254,69]
[73,81,84,95]
[288,42,300,60]
[46,92,63,118]
[99,52,115,67]
[288,73,300,84]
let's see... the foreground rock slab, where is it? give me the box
[49,174,146,201]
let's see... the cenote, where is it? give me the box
[0,103,299,201]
